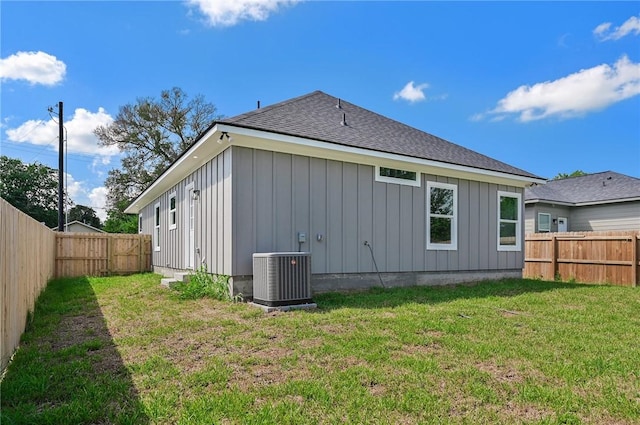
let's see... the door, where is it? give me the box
[185,183,195,269]
[557,217,568,232]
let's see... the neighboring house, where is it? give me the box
[125,90,544,295]
[52,220,105,233]
[525,171,640,233]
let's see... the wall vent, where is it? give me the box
[252,252,312,306]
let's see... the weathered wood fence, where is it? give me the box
[56,233,151,277]
[523,231,639,287]
[1,198,152,371]
[1,199,56,370]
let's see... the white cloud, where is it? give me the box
[0,51,66,86]
[63,173,109,222]
[393,81,430,103]
[186,0,299,27]
[88,187,109,222]
[5,107,118,161]
[481,55,640,122]
[594,16,640,41]
[64,172,84,202]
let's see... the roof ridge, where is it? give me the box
[223,90,325,122]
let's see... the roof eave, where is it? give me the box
[126,122,545,215]
[124,122,233,214]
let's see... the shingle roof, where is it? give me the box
[220,90,540,179]
[525,171,640,204]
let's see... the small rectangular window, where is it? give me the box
[154,202,161,251]
[169,192,177,230]
[498,191,521,251]
[538,213,551,233]
[427,181,457,250]
[138,214,143,234]
[375,165,420,187]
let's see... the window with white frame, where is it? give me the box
[138,214,143,234]
[375,166,420,187]
[497,191,521,251]
[154,202,160,251]
[169,192,177,230]
[538,213,551,233]
[427,181,457,250]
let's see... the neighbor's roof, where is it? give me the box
[51,220,105,233]
[220,90,540,179]
[525,171,640,205]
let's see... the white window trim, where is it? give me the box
[375,165,421,187]
[138,214,143,234]
[168,192,177,230]
[538,212,551,233]
[497,191,521,252]
[426,181,457,251]
[154,202,161,252]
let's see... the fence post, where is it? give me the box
[551,235,557,281]
[107,235,113,276]
[138,236,143,273]
[632,234,637,288]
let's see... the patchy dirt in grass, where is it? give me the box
[47,313,110,351]
[363,379,387,397]
[495,401,552,423]
[475,361,524,384]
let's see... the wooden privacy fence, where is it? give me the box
[1,199,56,371]
[56,233,152,277]
[523,231,639,287]
[2,198,152,371]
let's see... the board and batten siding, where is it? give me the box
[524,204,571,233]
[140,148,233,275]
[569,201,640,231]
[232,146,523,276]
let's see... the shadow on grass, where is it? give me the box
[0,277,148,425]
[313,278,589,311]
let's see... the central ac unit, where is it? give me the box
[252,252,312,307]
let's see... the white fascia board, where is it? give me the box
[124,123,235,214]
[229,126,546,187]
[574,197,640,207]
[525,199,575,207]
[526,197,640,208]
[125,123,545,214]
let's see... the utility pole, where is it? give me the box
[57,101,64,232]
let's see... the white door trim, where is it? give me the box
[184,182,195,269]
[557,217,568,232]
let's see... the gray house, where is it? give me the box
[52,220,105,233]
[525,171,640,233]
[125,91,544,295]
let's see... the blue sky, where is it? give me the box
[1,1,639,220]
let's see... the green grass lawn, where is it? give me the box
[1,274,639,424]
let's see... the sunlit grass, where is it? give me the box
[2,274,639,424]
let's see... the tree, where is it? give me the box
[0,155,66,227]
[101,198,138,233]
[553,170,587,180]
[95,87,220,213]
[68,205,101,229]
[102,210,138,234]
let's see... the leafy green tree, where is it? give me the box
[95,87,220,214]
[553,170,587,180]
[68,204,101,229]
[102,199,138,233]
[0,155,66,227]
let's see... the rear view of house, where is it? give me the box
[525,171,640,233]
[125,91,544,295]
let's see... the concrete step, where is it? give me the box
[160,278,178,288]
[173,272,191,283]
